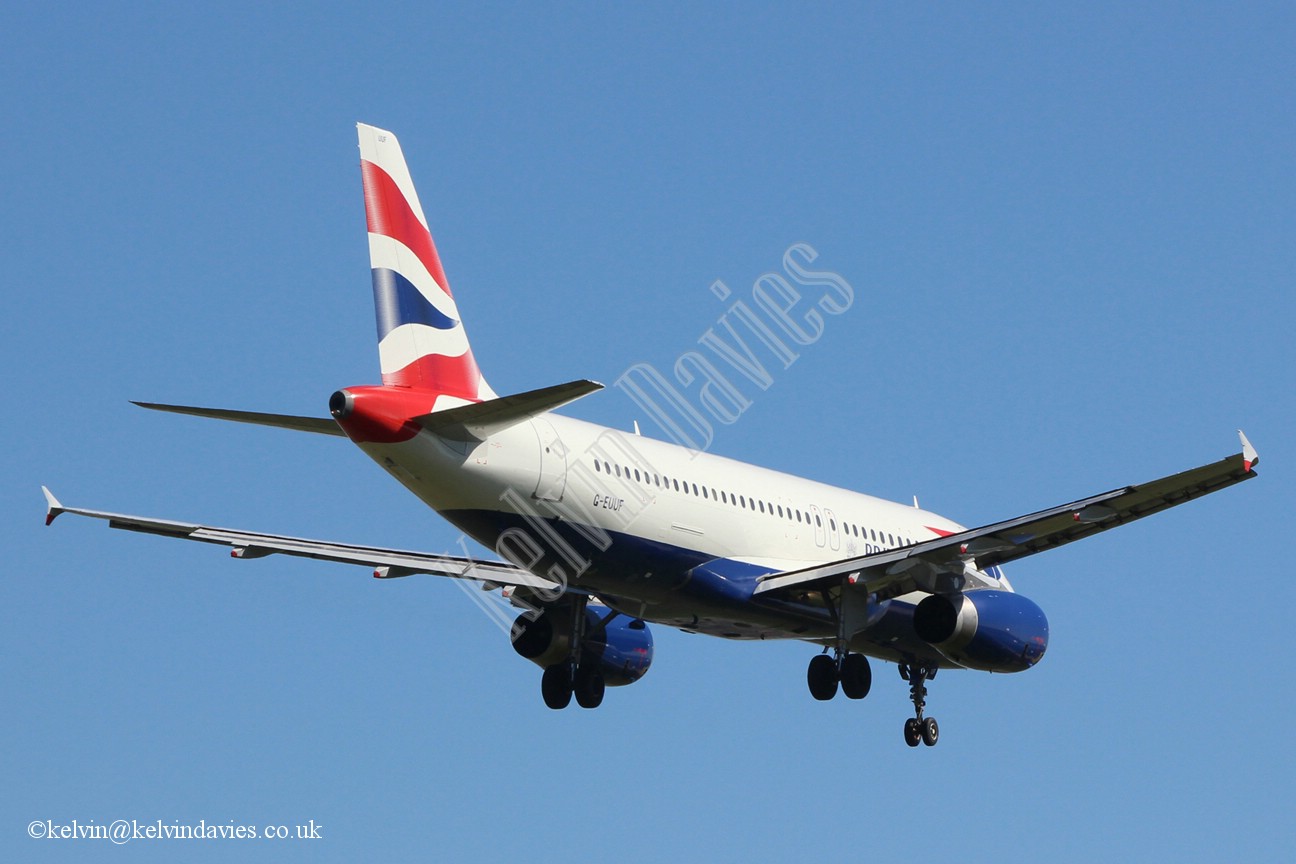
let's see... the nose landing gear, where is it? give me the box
[899,663,939,747]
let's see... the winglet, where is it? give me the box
[42,486,65,526]
[1239,430,1259,473]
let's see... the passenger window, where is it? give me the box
[673,479,680,491]
[615,465,622,477]
[702,487,709,500]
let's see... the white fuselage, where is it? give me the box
[351,411,1008,658]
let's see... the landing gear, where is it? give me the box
[806,651,871,701]
[807,581,874,702]
[538,595,612,710]
[899,663,939,747]
[804,585,942,745]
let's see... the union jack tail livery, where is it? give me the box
[358,123,496,404]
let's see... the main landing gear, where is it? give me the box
[540,595,608,711]
[807,583,874,702]
[899,663,939,747]
[806,650,873,701]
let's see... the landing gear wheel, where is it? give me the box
[807,653,839,701]
[921,716,939,747]
[903,717,922,747]
[573,665,605,709]
[541,663,573,710]
[840,653,872,700]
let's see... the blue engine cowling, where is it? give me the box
[512,607,653,686]
[912,589,1048,672]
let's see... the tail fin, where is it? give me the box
[357,123,496,403]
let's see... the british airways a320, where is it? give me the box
[43,124,1259,746]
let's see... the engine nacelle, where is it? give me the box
[512,607,653,686]
[912,589,1048,673]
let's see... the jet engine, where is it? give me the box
[512,606,653,686]
[912,589,1048,672]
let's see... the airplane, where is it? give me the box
[42,123,1260,747]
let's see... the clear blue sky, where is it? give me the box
[4,2,1292,861]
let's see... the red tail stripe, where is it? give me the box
[361,160,452,296]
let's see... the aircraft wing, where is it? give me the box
[754,431,1259,600]
[41,488,559,592]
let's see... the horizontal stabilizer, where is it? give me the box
[133,402,344,436]
[415,379,603,441]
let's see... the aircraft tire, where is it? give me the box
[840,653,872,700]
[573,666,605,709]
[807,654,839,701]
[541,664,573,710]
[921,716,939,747]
